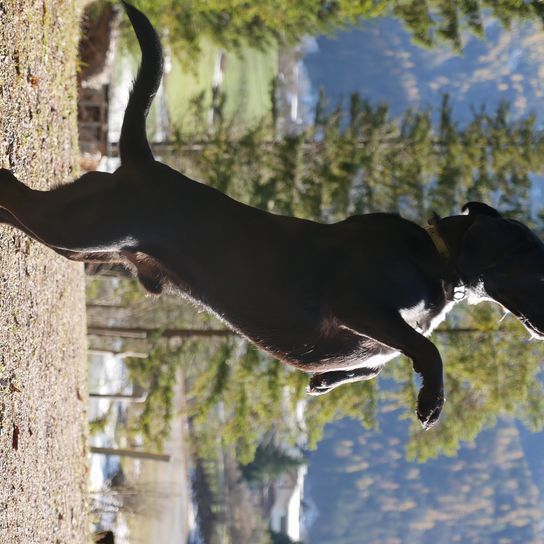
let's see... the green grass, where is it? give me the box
[222,45,278,124]
[164,39,217,131]
[165,39,278,133]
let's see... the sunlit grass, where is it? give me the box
[165,39,278,133]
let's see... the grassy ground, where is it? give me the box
[0,1,89,542]
[165,39,278,133]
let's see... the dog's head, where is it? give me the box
[458,202,544,339]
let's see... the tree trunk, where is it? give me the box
[87,326,237,339]
[90,446,170,462]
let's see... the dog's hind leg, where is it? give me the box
[0,207,124,264]
[0,168,139,253]
[307,366,382,396]
[0,175,164,293]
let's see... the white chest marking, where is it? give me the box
[399,300,455,336]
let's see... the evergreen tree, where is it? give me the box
[122,0,544,56]
[240,441,304,483]
[127,0,385,55]
[391,0,544,51]
[176,92,543,223]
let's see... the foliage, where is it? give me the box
[128,0,385,56]
[124,338,184,450]
[269,530,303,544]
[240,441,304,483]
[119,0,544,59]
[391,0,544,51]
[389,305,544,462]
[187,340,305,463]
[88,406,113,436]
[179,92,543,224]
[181,334,379,464]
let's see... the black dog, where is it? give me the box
[1,2,544,429]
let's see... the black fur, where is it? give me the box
[119,1,164,164]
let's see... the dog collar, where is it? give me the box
[425,214,466,301]
[425,213,450,262]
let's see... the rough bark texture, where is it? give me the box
[0,1,89,542]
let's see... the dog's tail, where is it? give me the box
[119,1,163,164]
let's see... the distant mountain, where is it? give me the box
[304,17,544,126]
[305,411,543,544]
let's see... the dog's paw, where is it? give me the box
[416,386,445,430]
[306,374,332,396]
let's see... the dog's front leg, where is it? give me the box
[337,308,445,429]
[307,366,382,396]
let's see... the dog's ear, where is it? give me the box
[457,215,528,277]
[461,201,502,218]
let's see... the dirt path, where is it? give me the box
[0,1,89,542]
